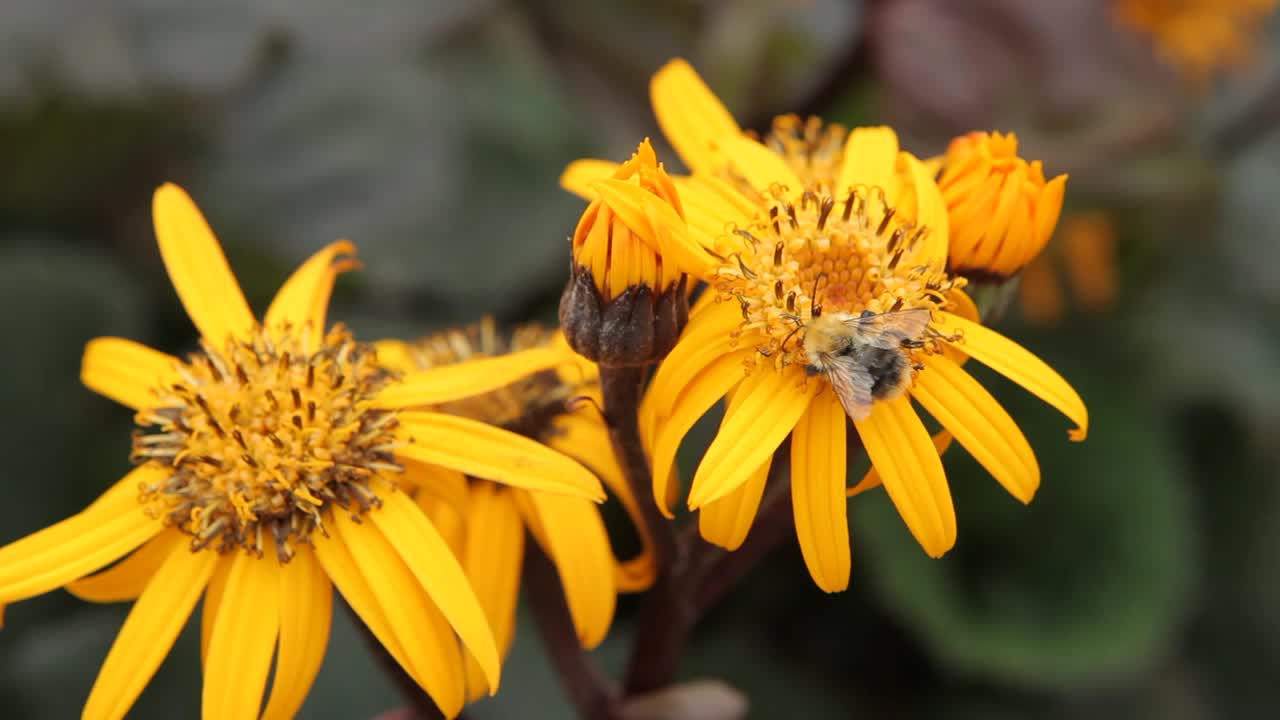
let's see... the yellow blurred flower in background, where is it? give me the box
[1114,0,1279,83]
[568,59,1089,592]
[1018,211,1120,326]
[938,131,1067,281]
[377,318,655,702]
[0,184,608,720]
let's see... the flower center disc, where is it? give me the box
[132,326,399,562]
[714,186,961,369]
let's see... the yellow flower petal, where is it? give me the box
[326,510,466,717]
[717,134,805,199]
[688,364,817,509]
[261,546,332,720]
[650,58,742,174]
[561,159,622,200]
[641,300,743,446]
[200,556,232,665]
[83,544,216,720]
[836,126,900,197]
[66,529,183,603]
[373,347,565,408]
[80,338,179,411]
[938,312,1088,440]
[263,240,359,350]
[521,490,616,649]
[369,490,502,695]
[854,396,956,558]
[0,469,164,604]
[674,175,756,250]
[650,350,753,517]
[152,183,255,347]
[396,412,605,501]
[203,552,280,720]
[698,454,769,552]
[461,485,524,702]
[848,431,953,497]
[593,178,718,276]
[401,460,471,516]
[547,414,656,592]
[900,152,950,265]
[912,355,1040,503]
[790,391,851,592]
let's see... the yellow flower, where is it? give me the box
[0,184,605,719]
[1113,0,1278,83]
[937,131,1067,281]
[560,139,715,367]
[1018,211,1119,327]
[568,59,1089,592]
[377,318,656,702]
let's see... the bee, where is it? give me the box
[801,307,931,421]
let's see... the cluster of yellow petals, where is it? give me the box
[938,131,1067,280]
[1113,0,1278,83]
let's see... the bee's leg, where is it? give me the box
[901,338,926,349]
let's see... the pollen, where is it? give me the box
[130,325,401,562]
[713,186,964,369]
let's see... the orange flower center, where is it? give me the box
[132,326,399,562]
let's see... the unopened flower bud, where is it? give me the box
[938,131,1067,281]
[559,140,696,367]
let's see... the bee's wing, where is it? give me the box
[823,354,875,421]
[842,308,932,349]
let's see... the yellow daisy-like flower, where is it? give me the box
[377,318,656,702]
[0,184,605,719]
[566,59,1089,592]
[1113,0,1278,83]
[937,131,1067,281]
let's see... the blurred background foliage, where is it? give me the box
[1,0,1278,717]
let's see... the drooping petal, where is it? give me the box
[938,312,1088,440]
[790,391,851,592]
[688,365,817,509]
[520,490,616,649]
[561,159,621,200]
[849,431,952,497]
[66,529,183,602]
[461,485,524,702]
[320,511,466,717]
[837,127,900,196]
[369,490,501,695]
[854,396,956,558]
[395,412,604,501]
[83,545,216,720]
[698,454,769,552]
[650,350,753,517]
[912,355,1040,503]
[373,347,565,408]
[203,552,280,720]
[641,300,743,446]
[718,135,804,199]
[200,556,233,665]
[261,545,332,720]
[650,58,742,174]
[546,414,655,592]
[0,469,164,604]
[152,183,255,347]
[263,240,359,351]
[80,338,179,411]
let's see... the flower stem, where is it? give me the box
[524,541,622,719]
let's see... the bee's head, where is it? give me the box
[804,363,820,377]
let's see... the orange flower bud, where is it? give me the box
[938,131,1067,280]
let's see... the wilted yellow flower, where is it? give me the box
[567,59,1088,592]
[0,184,606,719]
[377,318,656,702]
[1114,0,1278,83]
[560,140,715,367]
[938,131,1066,281]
